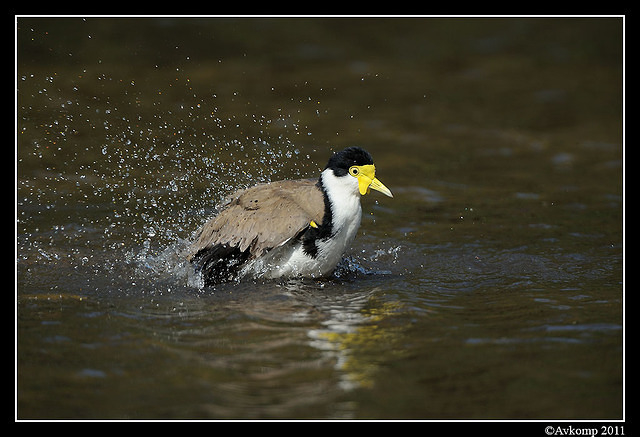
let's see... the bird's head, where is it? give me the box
[325,147,393,198]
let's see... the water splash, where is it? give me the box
[18,68,324,298]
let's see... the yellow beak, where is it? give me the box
[355,164,393,198]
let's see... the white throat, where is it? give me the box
[320,168,362,242]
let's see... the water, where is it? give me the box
[16,17,623,420]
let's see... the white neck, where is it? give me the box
[320,168,362,237]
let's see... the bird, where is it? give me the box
[186,147,393,286]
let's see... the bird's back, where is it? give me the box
[186,178,326,284]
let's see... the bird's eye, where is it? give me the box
[349,166,359,176]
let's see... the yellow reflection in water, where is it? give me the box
[309,299,406,389]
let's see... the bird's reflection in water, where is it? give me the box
[283,277,404,391]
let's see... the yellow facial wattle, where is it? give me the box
[349,164,393,197]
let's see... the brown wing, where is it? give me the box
[187,178,325,260]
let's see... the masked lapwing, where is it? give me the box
[187,147,393,285]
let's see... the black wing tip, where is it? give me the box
[190,243,252,286]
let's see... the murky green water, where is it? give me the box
[17,17,623,420]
